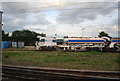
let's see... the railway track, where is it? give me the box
[2,65,120,81]
[2,48,120,53]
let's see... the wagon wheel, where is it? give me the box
[114,43,120,49]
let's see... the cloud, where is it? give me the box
[24,25,48,30]
[94,25,119,36]
[2,0,120,2]
[1,1,119,37]
[2,2,50,32]
[56,2,118,24]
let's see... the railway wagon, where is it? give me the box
[63,37,120,51]
[63,37,105,51]
[110,38,120,49]
[36,36,120,51]
[35,37,57,50]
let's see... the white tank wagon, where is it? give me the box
[63,37,105,51]
[35,36,120,52]
[103,37,120,52]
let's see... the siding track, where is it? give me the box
[2,65,120,81]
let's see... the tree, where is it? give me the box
[2,30,12,41]
[12,29,46,46]
[98,31,109,38]
[38,33,46,37]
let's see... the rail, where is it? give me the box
[2,65,120,81]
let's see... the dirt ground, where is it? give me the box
[2,47,37,51]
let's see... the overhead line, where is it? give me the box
[2,2,118,13]
[3,7,118,13]
[14,2,95,11]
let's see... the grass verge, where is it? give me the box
[2,51,119,71]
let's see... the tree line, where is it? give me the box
[2,29,110,46]
[2,29,46,46]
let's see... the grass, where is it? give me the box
[2,51,119,71]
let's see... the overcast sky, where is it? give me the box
[1,0,119,37]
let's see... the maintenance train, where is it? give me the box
[35,36,120,52]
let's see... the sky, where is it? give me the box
[1,0,120,37]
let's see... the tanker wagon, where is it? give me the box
[35,36,120,52]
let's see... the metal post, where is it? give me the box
[0,11,3,53]
[0,11,3,81]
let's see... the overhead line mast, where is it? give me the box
[0,11,3,81]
